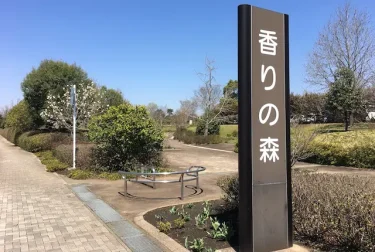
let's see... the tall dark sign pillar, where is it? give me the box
[238,4,292,252]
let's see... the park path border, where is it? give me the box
[134,198,311,252]
[133,196,229,252]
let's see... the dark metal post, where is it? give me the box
[284,14,293,247]
[196,171,199,189]
[180,173,185,200]
[238,4,253,252]
[124,175,127,196]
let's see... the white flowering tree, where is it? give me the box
[40,81,106,131]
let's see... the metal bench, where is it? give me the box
[118,166,206,200]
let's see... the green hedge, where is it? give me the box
[174,127,222,145]
[0,128,20,144]
[53,144,95,169]
[17,131,71,153]
[306,131,375,168]
[35,151,69,172]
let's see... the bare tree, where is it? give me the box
[290,122,320,167]
[173,100,197,127]
[193,57,229,136]
[306,2,375,89]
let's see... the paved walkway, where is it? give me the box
[0,137,130,252]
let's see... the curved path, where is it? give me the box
[0,137,130,252]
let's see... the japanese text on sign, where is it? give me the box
[258,29,279,163]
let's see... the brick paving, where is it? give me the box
[0,137,130,252]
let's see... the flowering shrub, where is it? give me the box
[40,81,106,131]
[88,103,164,171]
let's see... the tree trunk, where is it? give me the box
[204,120,209,137]
[344,111,349,131]
[349,113,354,127]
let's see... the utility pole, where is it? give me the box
[70,85,77,169]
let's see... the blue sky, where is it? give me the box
[1,0,374,110]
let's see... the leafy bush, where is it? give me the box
[0,128,20,144]
[231,130,238,137]
[18,132,52,152]
[68,169,95,179]
[5,100,33,132]
[67,169,123,180]
[53,144,95,169]
[88,103,164,171]
[174,127,222,145]
[217,171,375,251]
[196,120,220,135]
[234,141,238,153]
[0,114,5,129]
[17,131,73,152]
[35,151,69,172]
[216,175,239,210]
[97,172,122,180]
[307,131,375,168]
[174,218,186,229]
[157,221,171,233]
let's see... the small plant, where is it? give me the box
[207,217,233,241]
[178,205,191,221]
[155,214,164,221]
[210,217,220,231]
[202,201,211,219]
[174,218,186,229]
[195,213,207,229]
[231,130,238,137]
[185,237,206,252]
[169,206,177,215]
[68,169,95,179]
[157,221,171,233]
[186,203,194,209]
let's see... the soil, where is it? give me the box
[144,199,239,251]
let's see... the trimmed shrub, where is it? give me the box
[174,127,222,145]
[218,171,375,251]
[216,175,239,210]
[35,151,69,172]
[67,169,123,180]
[68,169,95,179]
[5,100,33,132]
[196,120,220,135]
[88,103,164,171]
[97,172,122,180]
[306,131,375,168]
[0,128,20,144]
[53,144,95,169]
[17,131,72,152]
[231,130,238,137]
[234,141,238,153]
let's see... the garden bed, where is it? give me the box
[144,199,238,251]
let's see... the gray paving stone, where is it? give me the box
[107,220,143,238]
[122,235,164,252]
[74,191,97,202]
[85,199,123,223]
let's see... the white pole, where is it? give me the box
[73,85,76,169]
